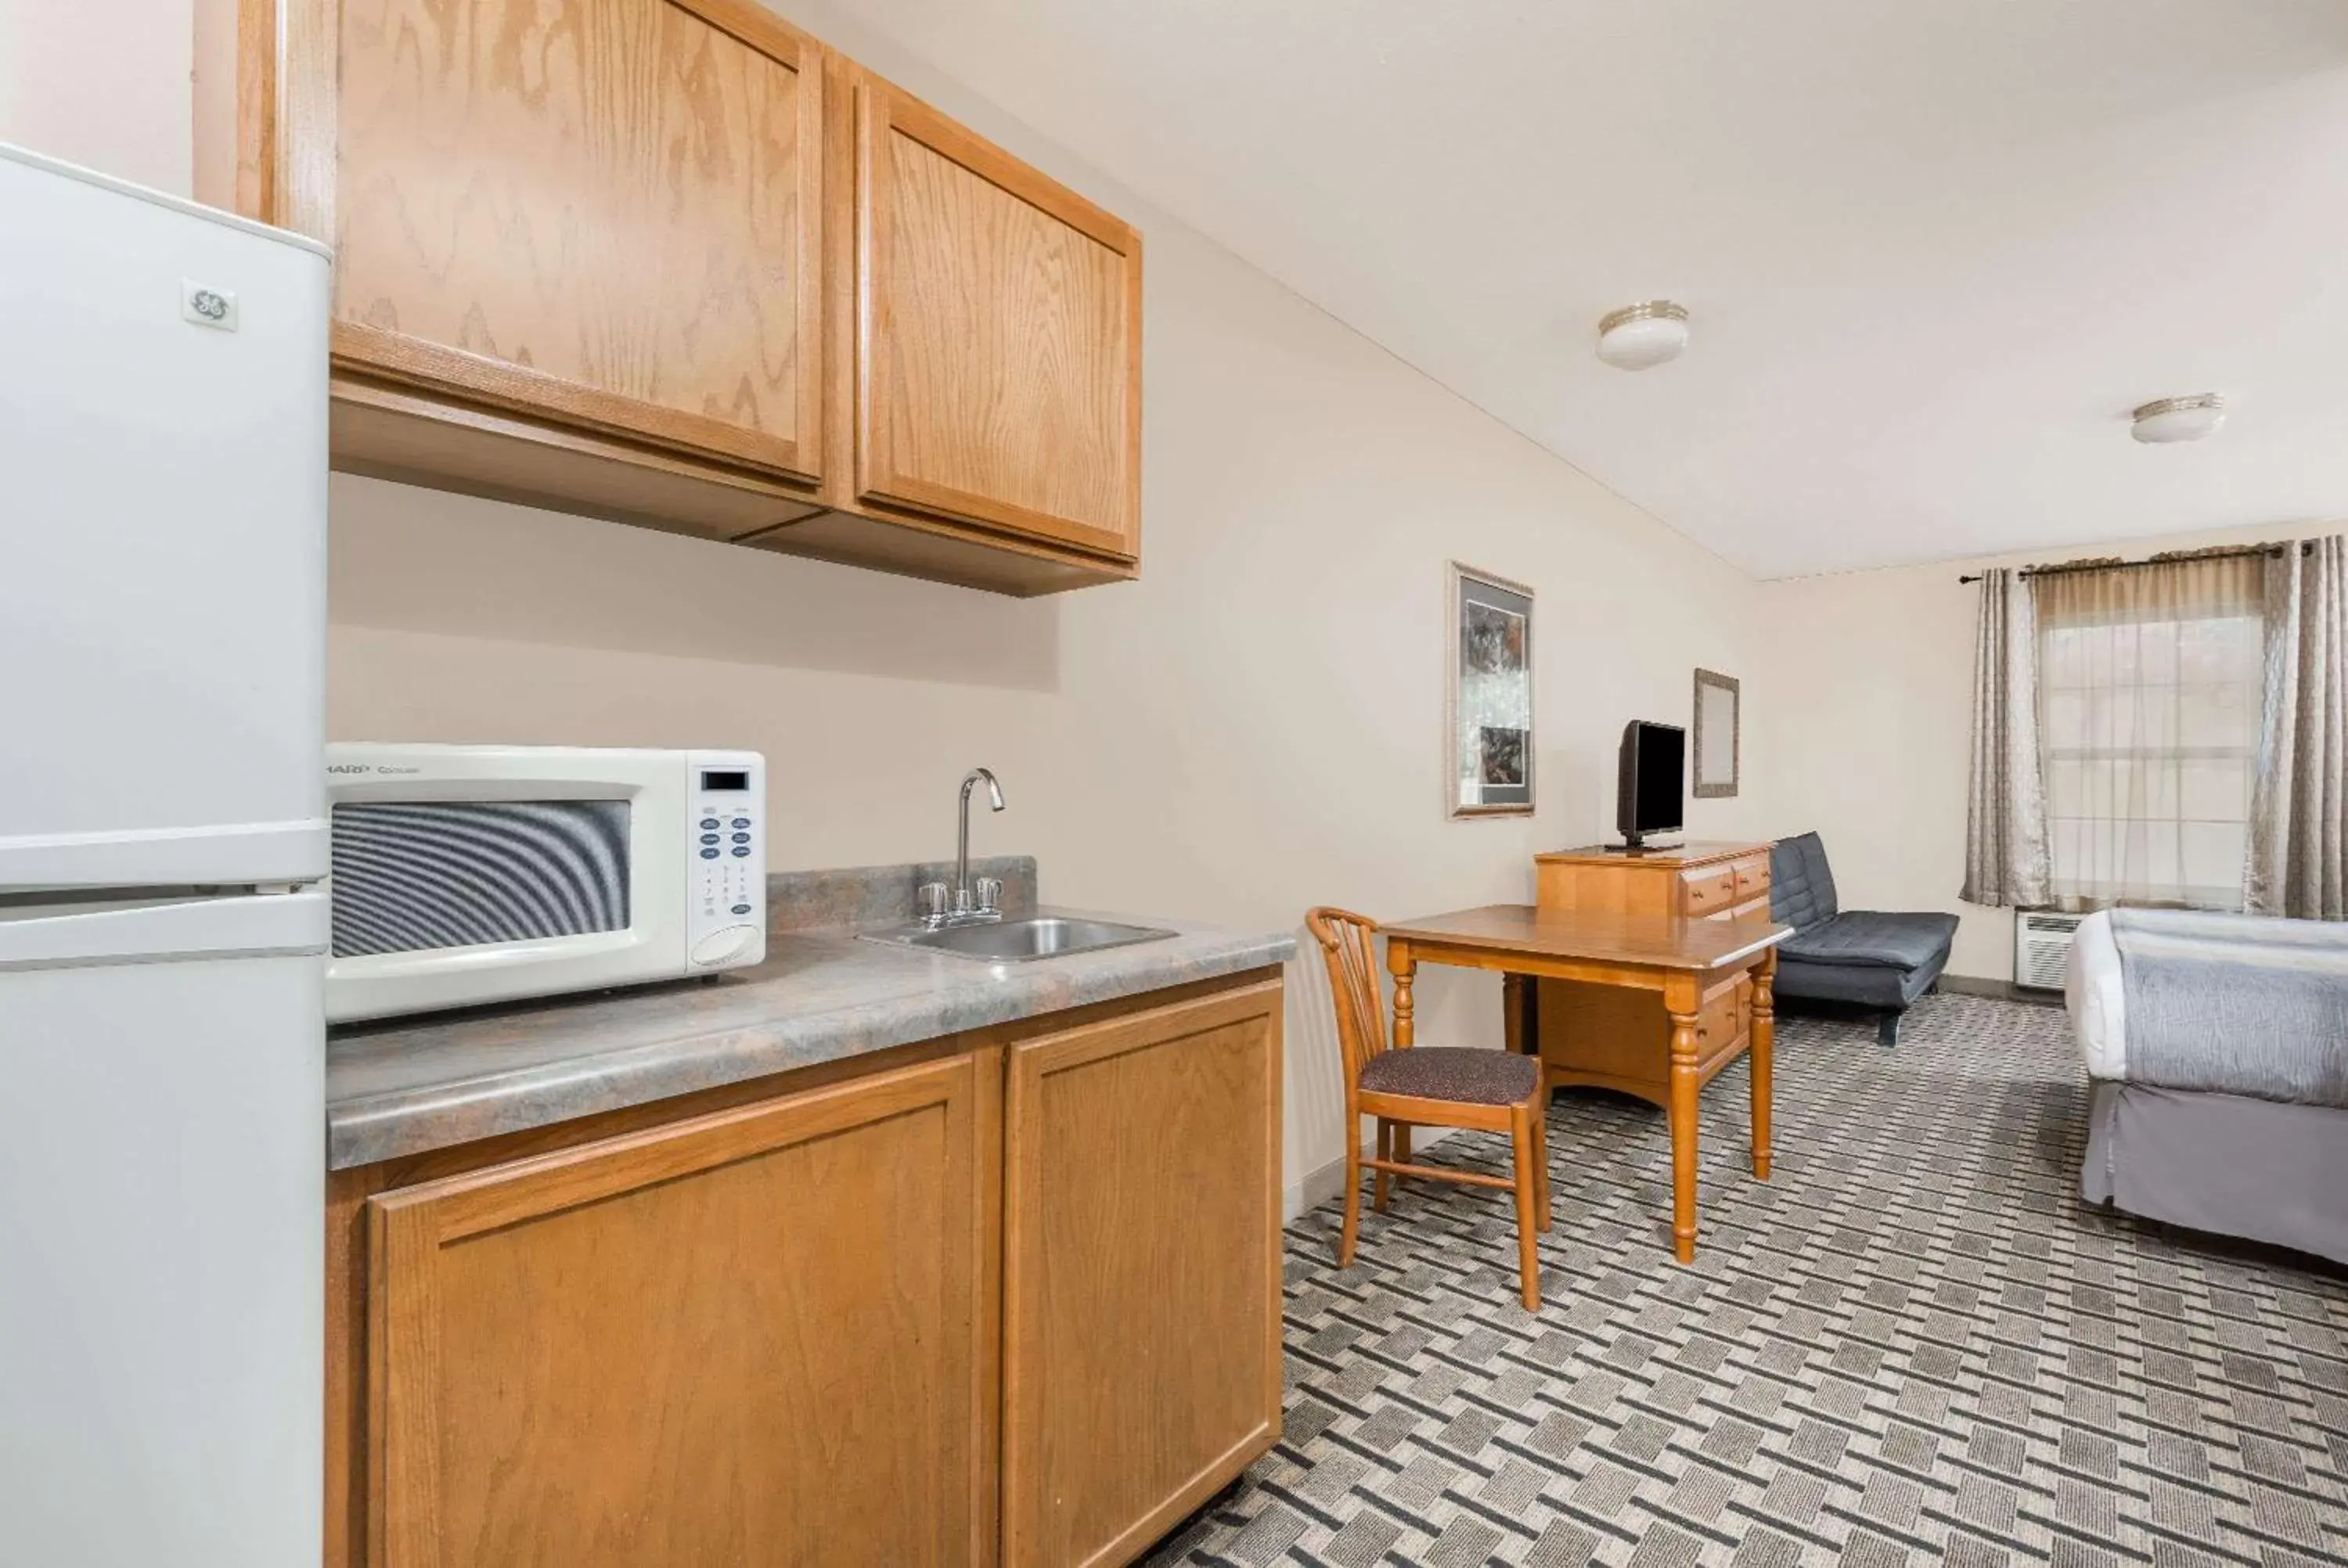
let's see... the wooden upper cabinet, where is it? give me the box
[852,77,1142,562]
[363,1052,994,1568]
[330,0,825,484]
[233,0,1144,589]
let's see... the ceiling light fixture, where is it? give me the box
[2130,393,2225,444]
[1596,300,1690,371]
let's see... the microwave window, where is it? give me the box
[330,801,631,958]
[699,769,750,793]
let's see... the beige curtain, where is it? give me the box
[2033,552,2266,911]
[1962,568,2051,906]
[2246,537,2348,918]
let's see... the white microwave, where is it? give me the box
[323,745,766,1023]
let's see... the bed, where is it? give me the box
[2067,908,2348,1267]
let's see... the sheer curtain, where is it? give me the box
[2034,553,2267,911]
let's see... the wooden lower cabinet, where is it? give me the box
[364,1050,994,1567]
[331,973,1282,1568]
[1002,983,1284,1568]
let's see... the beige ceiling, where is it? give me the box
[820,0,2348,577]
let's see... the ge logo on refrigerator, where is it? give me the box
[180,279,239,331]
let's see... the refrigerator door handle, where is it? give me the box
[0,819,329,893]
[0,890,329,971]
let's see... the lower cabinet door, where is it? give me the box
[366,1052,995,1568]
[1001,982,1284,1568]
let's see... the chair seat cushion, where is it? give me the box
[1358,1046,1541,1106]
[1780,911,1960,972]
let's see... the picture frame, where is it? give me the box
[1693,667,1740,799]
[1448,563,1535,818]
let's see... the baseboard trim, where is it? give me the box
[1938,973,2063,1006]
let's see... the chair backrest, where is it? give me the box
[1771,831,1840,930]
[1305,907,1389,1091]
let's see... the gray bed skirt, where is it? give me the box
[2083,1081,2348,1267]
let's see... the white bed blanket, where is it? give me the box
[2065,910,2127,1081]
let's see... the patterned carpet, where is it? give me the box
[1146,994,2348,1568]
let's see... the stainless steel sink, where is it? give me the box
[863,915,1177,962]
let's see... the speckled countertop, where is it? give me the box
[325,908,1295,1171]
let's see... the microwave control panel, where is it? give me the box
[684,752,766,973]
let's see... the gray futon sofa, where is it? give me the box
[1770,833,1959,1046]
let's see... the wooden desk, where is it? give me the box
[1381,904,1789,1263]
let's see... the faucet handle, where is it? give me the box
[974,876,1003,915]
[917,882,949,925]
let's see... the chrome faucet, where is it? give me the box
[938,767,1005,925]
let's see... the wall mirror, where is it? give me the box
[1693,667,1740,799]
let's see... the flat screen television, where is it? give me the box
[1615,721,1686,851]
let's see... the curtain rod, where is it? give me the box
[1957,541,2306,584]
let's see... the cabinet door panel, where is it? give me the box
[856,82,1140,559]
[367,1052,990,1568]
[1003,984,1281,1568]
[335,0,823,481]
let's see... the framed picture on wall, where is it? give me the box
[1693,667,1740,799]
[1448,563,1534,817]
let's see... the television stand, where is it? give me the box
[1603,840,1684,856]
[1536,841,1774,921]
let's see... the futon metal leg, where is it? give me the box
[1878,1009,1900,1048]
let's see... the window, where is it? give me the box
[2035,554,2266,910]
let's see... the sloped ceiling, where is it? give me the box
[826,0,2348,577]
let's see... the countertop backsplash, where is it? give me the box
[765,855,1039,933]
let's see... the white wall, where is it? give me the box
[1757,519,2321,982]
[0,0,194,194]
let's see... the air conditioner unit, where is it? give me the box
[2015,910,2085,992]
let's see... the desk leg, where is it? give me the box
[1752,954,1776,1181]
[1665,976,1701,1264]
[1387,940,1416,1182]
[1387,940,1416,1048]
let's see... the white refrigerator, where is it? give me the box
[0,143,330,1566]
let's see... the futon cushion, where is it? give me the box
[1771,833,1840,930]
[1770,956,1941,1009]
[1780,911,1960,972]
[1358,1046,1541,1106]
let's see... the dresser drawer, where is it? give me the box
[1680,867,1737,917]
[1733,854,1770,902]
[1692,977,1748,1069]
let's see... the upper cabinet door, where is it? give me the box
[333,0,825,484]
[854,80,1142,560]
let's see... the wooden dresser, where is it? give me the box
[1534,841,1774,922]
[1521,842,1777,1109]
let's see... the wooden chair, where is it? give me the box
[1306,907,1552,1310]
